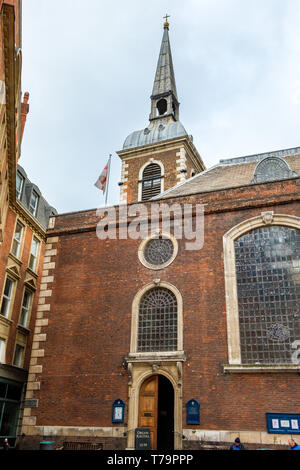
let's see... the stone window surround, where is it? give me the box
[28,234,41,273]
[137,158,165,202]
[129,280,183,355]
[18,286,33,329]
[0,275,16,320]
[16,171,24,200]
[10,218,25,260]
[223,212,300,373]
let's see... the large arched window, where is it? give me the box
[141,163,162,201]
[223,213,300,371]
[137,287,178,352]
[235,225,300,364]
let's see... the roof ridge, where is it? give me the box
[219,146,300,165]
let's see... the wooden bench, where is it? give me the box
[58,441,103,450]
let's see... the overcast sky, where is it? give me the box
[20,0,300,214]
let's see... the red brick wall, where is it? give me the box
[32,177,300,436]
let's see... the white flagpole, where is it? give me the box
[105,154,112,206]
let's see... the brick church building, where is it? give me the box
[18,18,300,450]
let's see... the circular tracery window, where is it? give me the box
[144,237,174,266]
[138,234,178,270]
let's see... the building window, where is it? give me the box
[138,287,178,352]
[141,163,162,201]
[28,237,39,272]
[29,191,39,216]
[0,339,6,363]
[0,378,23,444]
[13,345,24,368]
[11,221,24,258]
[251,156,297,184]
[16,173,24,200]
[235,225,300,364]
[0,278,14,318]
[19,290,32,327]
[138,233,178,270]
[144,236,174,266]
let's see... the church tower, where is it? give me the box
[117,18,205,204]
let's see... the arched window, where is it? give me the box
[235,225,300,364]
[223,214,300,370]
[137,287,178,352]
[141,163,162,201]
[251,157,297,184]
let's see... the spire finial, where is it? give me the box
[163,13,170,29]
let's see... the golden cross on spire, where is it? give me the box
[163,13,170,28]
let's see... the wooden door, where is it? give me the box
[138,375,158,450]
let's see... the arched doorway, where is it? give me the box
[138,375,174,450]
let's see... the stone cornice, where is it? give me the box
[3,3,16,205]
[117,135,205,172]
[13,200,46,240]
[0,362,28,382]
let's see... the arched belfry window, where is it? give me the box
[234,225,300,364]
[138,287,178,352]
[141,163,162,201]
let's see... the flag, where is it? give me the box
[94,160,109,193]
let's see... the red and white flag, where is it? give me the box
[94,159,110,193]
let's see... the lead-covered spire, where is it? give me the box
[149,17,179,122]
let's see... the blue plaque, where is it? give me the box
[112,399,125,423]
[186,399,200,425]
[266,413,300,434]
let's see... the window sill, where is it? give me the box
[8,252,22,266]
[17,324,30,335]
[26,266,38,279]
[0,314,13,327]
[126,351,186,363]
[224,364,300,374]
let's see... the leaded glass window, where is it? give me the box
[144,237,174,266]
[138,288,177,352]
[235,225,300,364]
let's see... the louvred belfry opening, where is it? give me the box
[141,163,162,201]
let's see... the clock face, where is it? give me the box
[114,406,123,421]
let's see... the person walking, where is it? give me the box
[229,437,246,450]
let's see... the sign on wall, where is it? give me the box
[112,399,125,423]
[135,427,151,450]
[266,413,300,434]
[186,399,200,425]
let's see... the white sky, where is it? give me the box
[20,0,300,214]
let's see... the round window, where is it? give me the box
[139,234,178,270]
[144,237,174,266]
